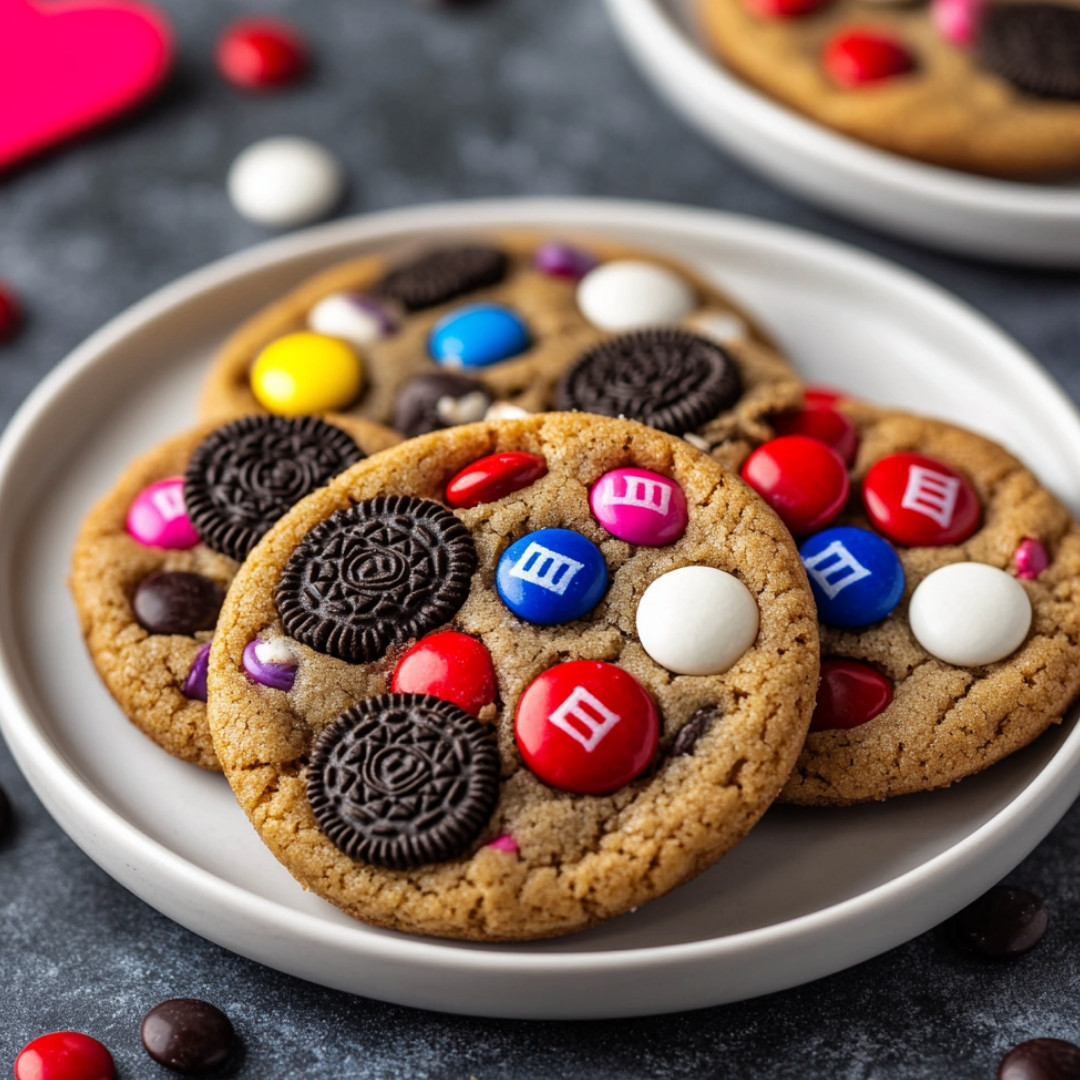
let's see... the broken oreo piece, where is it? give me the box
[393,371,493,438]
[555,328,742,435]
[276,495,477,663]
[307,693,500,869]
[977,3,1080,100]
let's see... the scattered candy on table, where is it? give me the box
[589,468,688,546]
[307,292,395,347]
[391,631,497,716]
[243,637,298,691]
[997,1039,1080,1080]
[429,303,531,368]
[0,280,23,341]
[908,562,1032,667]
[576,259,696,331]
[810,658,893,732]
[446,451,548,509]
[496,527,608,625]
[636,565,759,675]
[14,1031,114,1080]
[740,434,849,535]
[824,30,916,88]
[140,998,237,1074]
[216,18,309,90]
[800,525,904,628]
[515,660,659,794]
[227,135,345,228]
[133,571,224,636]
[946,884,1047,959]
[862,451,979,547]
[126,477,199,549]
[250,331,364,414]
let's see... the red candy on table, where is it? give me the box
[775,406,859,466]
[14,1032,114,1080]
[391,631,497,717]
[515,660,659,795]
[445,451,547,509]
[811,658,893,732]
[740,434,850,535]
[216,18,309,90]
[825,30,916,88]
[862,451,979,546]
[0,280,21,341]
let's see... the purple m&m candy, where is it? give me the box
[243,636,297,690]
[127,477,199,549]
[534,241,598,281]
[182,641,212,702]
[589,468,687,546]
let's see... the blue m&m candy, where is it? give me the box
[799,525,904,628]
[429,303,530,368]
[496,528,607,625]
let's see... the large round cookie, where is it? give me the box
[70,415,399,770]
[700,0,1080,179]
[779,403,1080,804]
[199,233,803,470]
[207,413,820,940]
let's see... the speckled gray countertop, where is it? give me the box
[2,1,1080,1076]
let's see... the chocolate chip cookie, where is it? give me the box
[206,412,820,940]
[199,233,803,470]
[700,0,1080,178]
[70,415,399,770]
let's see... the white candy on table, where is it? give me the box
[908,562,1032,667]
[577,259,696,332]
[636,565,759,675]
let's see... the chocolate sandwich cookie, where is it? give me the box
[206,413,820,941]
[199,233,803,470]
[765,402,1080,804]
[70,414,399,770]
[699,0,1080,179]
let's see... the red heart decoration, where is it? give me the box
[0,0,173,171]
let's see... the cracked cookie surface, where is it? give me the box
[206,413,819,940]
[783,403,1080,805]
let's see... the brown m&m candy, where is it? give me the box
[141,998,237,1074]
[133,572,224,635]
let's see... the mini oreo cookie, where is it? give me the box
[977,3,1080,100]
[393,372,492,438]
[276,494,478,663]
[555,328,742,435]
[307,693,500,869]
[373,245,509,312]
[184,416,366,561]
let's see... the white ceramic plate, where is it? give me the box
[3,198,1080,1020]
[604,0,1080,267]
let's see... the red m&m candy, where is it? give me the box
[775,406,859,466]
[740,435,849,535]
[515,661,658,795]
[803,384,847,409]
[811,658,893,731]
[862,452,979,546]
[15,1032,114,1080]
[216,19,309,90]
[825,30,916,88]
[446,451,547,509]
[744,0,830,16]
[391,632,497,717]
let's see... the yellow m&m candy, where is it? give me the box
[250,332,364,415]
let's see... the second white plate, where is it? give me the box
[605,0,1080,266]
[2,199,1080,1019]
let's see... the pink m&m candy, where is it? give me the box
[589,468,688,546]
[1013,537,1049,580]
[932,0,986,46]
[862,452,979,547]
[392,631,497,717]
[126,477,199,549]
[515,660,658,795]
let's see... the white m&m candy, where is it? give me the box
[308,293,395,346]
[908,562,1031,667]
[577,260,696,332]
[636,566,759,675]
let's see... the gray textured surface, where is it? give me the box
[2,0,1080,1076]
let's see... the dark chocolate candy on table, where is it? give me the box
[555,328,742,435]
[998,1039,1080,1080]
[184,415,365,561]
[947,884,1048,959]
[373,245,509,312]
[276,495,477,664]
[307,693,500,869]
[977,4,1080,100]
[133,572,224,636]
[141,997,237,1075]
[393,371,492,438]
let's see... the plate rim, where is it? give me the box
[4,197,1080,1009]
